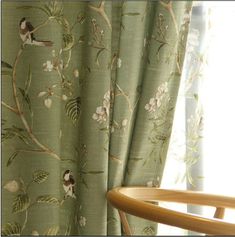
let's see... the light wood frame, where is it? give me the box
[107,187,235,235]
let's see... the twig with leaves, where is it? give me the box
[159,1,179,37]
[88,1,112,30]
[2,170,63,235]
[11,19,61,161]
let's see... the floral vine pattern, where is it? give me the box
[2,169,72,235]
[144,82,173,166]
[2,1,82,235]
[2,0,193,235]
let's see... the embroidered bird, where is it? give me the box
[19,17,53,47]
[63,170,76,199]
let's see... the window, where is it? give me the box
[158,1,235,235]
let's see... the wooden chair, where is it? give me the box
[107,187,235,235]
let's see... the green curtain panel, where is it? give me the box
[1,1,192,235]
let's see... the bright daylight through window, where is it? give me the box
[158,1,235,235]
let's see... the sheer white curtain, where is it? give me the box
[202,1,235,222]
[158,1,235,235]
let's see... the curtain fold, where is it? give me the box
[1,1,192,235]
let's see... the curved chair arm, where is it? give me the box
[107,187,235,235]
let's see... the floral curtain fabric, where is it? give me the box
[2,1,192,235]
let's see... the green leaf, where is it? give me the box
[43,4,53,16]
[81,178,89,189]
[107,217,118,224]
[33,170,49,184]
[2,126,29,145]
[78,35,85,43]
[77,12,86,24]
[156,42,167,56]
[1,119,6,127]
[121,22,125,30]
[122,12,140,16]
[142,226,155,235]
[95,48,106,66]
[7,151,19,167]
[193,93,199,101]
[86,171,104,174]
[63,33,75,51]
[99,127,109,131]
[57,17,70,32]
[130,158,143,161]
[25,64,32,94]
[1,131,14,141]
[171,71,181,77]
[12,194,30,213]
[197,175,205,179]
[18,87,32,113]
[36,195,60,205]
[136,85,142,94]
[1,222,21,236]
[65,97,81,123]
[44,226,59,235]
[64,224,71,236]
[1,60,13,69]
[1,70,12,76]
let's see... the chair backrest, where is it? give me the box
[107,187,235,235]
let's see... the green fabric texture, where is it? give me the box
[1,1,192,235]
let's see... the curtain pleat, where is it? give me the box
[2,1,192,235]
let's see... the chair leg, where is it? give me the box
[118,210,133,236]
[213,207,225,219]
[205,207,226,236]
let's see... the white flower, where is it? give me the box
[38,91,47,97]
[73,69,79,78]
[44,98,52,109]
[93,91,111,124]
[103,99,110,109]
[96,106,105,115]
[117,58,122,68]
[156,99,161,108]
[145,97,157,113]
[186,29,200,53]
[103,101,110,116]
[145,82,169,113]
[149,98,156,106]
[59,60,64,70]
[146,181,154,187]
[31,230,39,236]
[104,90,110,101]
[183,13,191,23]
[62,95,68,101]
[43,60,54,72]
[144,38,147,47]
[3,180,19,193]
[122,119,128,127]
[79,216,86,227]
[52,50,56,57]
[92,113,99,120]
[145,104,150,111]
[158,82,168,94]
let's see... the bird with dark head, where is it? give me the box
[63,170,76,199]
[19,17,53,47]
